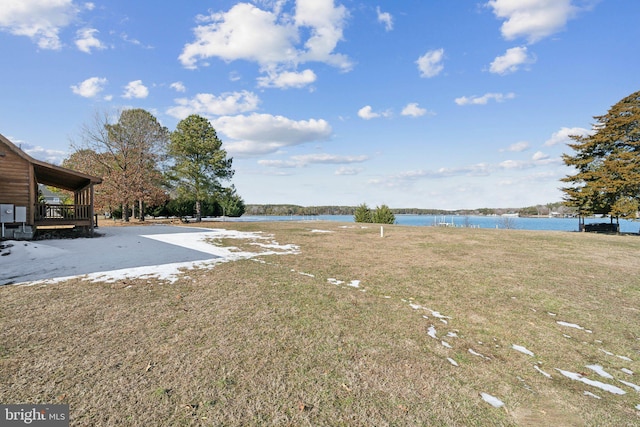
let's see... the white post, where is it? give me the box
[380,226,384,238]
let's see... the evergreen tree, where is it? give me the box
[168,115,234,222]
[561,90,640,221]
[372,204,396,224]
[354,203,372,223]
[220,185,246,217]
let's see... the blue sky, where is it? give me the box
[1,0,638,209]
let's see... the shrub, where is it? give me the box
[354,203,372,223]
[372,204,395,224]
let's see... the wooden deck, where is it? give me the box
[34,203,95,227]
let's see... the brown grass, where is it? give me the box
[1,221,639,426]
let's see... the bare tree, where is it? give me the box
[72,109,169,221]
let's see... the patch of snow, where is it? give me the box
[468,349,489,359]
[586,365,613,379]
[556,320,587,331]
[429,310,452,320]
[298,272,315,277]
[584,391,601,399]
[619,380,640,392]
[512,344,535,357]
[447,331,458,338]
[9,228,300,286]
[347,280,360,288]
[481,393,504,408]
[439,319,448,325]
[310,229,333,233]
[534,365,552,378]
[548,312,557,316]
[600,349,633,362]
[447,357,459,367]
[409,303,423,310]
[555,369,626,395]
[427,326,437,339]
[441,341,452,348]
[48,258,222,285]
[251,242,299,250]
[327,278,344,286]
[621,368,634,375]
[636,404,640,411]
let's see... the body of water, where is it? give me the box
[224,214,640,234]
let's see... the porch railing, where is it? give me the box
[35,203,92,222]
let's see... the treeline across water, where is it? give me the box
[245,202,572,217]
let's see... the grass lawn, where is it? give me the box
[1,221,639,426]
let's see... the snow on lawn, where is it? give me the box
[619,379,640,392]
[7,229,299,286]
[534,365,552,379]
[481,393,504,408]
[556,320,592,333]
[555,369,626,395]
[390,290,640,413]
[512,344,535,357]
[586,364,613,379]
[327,278,361,289]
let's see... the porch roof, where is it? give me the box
[1,133,102,191]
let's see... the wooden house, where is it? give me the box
[0,133,102,238]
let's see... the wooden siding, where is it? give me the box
[0,144,32,223]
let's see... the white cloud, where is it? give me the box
[335,167,363,176]
[75,27,105,53]
[120,32,152,49]
[213,113,332,156]
[122,80,149,99]
[372,163,493,188]
[22,143,68,165]
[486,0,580,43]
[257,69,317,89]
[294,0,351,69]
[259,153,368,168]
[489,46,535,74]
[357,105,391,120]
[502,141,530,152]
[532,151,550,161]
[401,103,429,118]
[179,3,296,68]
[166,91,260,119]
[0,0,79,49]
[544,126,591,146]
[70,76,107,98]
[376,6,393,31]
[179,1,352,82]
[358,105,378,120]
[455,92,515,106]
[416,48,445,78]
[498,159,531,169]
[170,81,186,92]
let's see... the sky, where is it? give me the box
[1,0,639,210]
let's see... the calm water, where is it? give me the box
[228,214,640,233]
